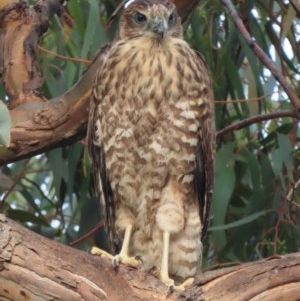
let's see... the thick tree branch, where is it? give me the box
[1,214,300,301]
[0,0,104,165]
[0,46,110,165]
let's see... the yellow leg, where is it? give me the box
[91,224,140,269]
[113,224,140,268]
[159,231,174,287]
[159,231,194,292]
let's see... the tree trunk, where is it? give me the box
[0,214,300,301]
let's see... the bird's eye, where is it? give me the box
[168,12,176,25]
[133,12,147,24]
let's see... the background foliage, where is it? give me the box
[0,0,299,268]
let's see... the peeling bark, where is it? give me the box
[0,46,109,164]
[0,0,62,109]
[1,214,300,301]
[0,0,109,165]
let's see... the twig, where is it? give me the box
[68,222,105,247]
[273,177,300,255]
[273,198,285,256]
[215,93,282,104]
[38,46,91,64]
[221,0,300,113]
[217,110,299,137]
[0,159,30,209]
[286,178,300,202]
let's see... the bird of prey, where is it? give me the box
[88,0,214,291]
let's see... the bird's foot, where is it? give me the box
[149,266,194,293]
[91,247,141,269]
[91,246,114,260]
[172,277,194,292]
[112,253,141,269]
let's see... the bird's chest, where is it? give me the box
[98,54,164,141]
[96,47,200,174]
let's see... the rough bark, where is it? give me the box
[1,214,300,301]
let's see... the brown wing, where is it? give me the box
[87,44,120,254]
[194,51,215,240]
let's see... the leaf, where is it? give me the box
[7,209,49,226]
[237,31,265,97]
[241,149,261,194]
[211,142,236,250]
[246,64,260,118]
[78,0,106,74]
[66,143,84,199]
[0,101,11,147]
[260,153,275,203]
[277,133,293,180]
[47,148,68,200]
[20,186,44,217]
[281,4,296,40]
[209,210,267,231]
[0,172,21,191]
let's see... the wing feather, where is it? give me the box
[87,44,121,254]
[194,51,215,239]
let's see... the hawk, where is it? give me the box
[88,0,214,290]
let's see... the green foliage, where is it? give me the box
[1,0,299,268]
[195,0,300,266]
[0,101,11,147]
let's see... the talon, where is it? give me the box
[112,257,119,270]
[167,284,174,296]
[148,265,159,276]
[173,278,194,292]
[106,224,141,270]
[135,255,143,263]
[135,255,144,269]
[112,253,140,269]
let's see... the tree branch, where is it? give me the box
[217,110,300,137]
[0,45,110,165]
[1,213,300,301]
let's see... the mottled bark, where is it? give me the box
[0,46,108,165]
[1,214,300,301]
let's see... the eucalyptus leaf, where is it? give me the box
[7,209,49,226]
[209,210,268,231]
[0,101,11,147]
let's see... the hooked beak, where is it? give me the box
[150,16,168,38]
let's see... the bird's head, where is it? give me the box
[119,0,182,41]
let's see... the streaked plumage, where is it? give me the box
[88,0,214,287]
